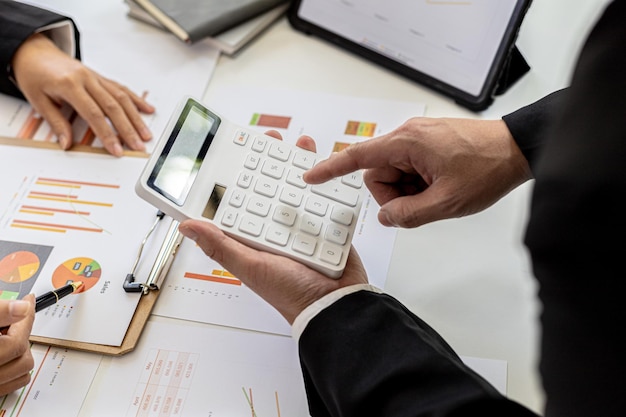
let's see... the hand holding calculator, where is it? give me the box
[136,97,365,278]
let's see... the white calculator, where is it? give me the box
[135,97,365,278]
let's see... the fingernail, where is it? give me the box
[382,211,398,227]
[58,134,70,149]
[9,300,30,318]
[113,143,124,156]
[135,140,146,151]
[140,127,152,140]
[179,225,198,242]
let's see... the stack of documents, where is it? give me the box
[124,0,289,55]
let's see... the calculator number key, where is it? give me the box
[292,233,317,256]
[319,242,343,266]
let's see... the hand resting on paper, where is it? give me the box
[178,131,369,324]
[0,295,35,396]
[11,33,155,157]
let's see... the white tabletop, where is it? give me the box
[203,0,611,413]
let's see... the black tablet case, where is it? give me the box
[288,1,532,111]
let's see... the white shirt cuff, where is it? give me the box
[291,283,383,341]
[8,20,76,87]
[36,20,76,58]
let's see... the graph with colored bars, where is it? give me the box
[16,106,96,146]
[184,269,241,286]
[249,113,291,130]
[4,175,119,234]
[249,112,377,140]
[344,120,377,137]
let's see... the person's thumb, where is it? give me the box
[378,189,447,229]
[0,295,35,328]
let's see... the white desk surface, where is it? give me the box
[201,0,610,413]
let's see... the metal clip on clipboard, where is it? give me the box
[124,211,184,294]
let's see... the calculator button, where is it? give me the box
[279,186,304,207]
[330,206,354,226]
[293,151,316,170]
[234,130,249,146]
[300,214,322,236]
[268,142,291,162]
[237,172,253,189]
[292,233,317,256]
[325,224,349,245]
[221,208,238,227]
[239,215,264,237]
[261,160,285,179]
[265,224,290,246]
[342,171,364,189]
[273,205,297,226]
[254,177,278,198]
[252,135,268,152]
[244,153,261,170]
[286,168,307,188]
[229,189,245,208]
[246,196,271,217]
[319,242,343,266]
[311,180,359,207]
[304,195,328,216]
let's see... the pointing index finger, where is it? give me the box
[304,138,384,184]
[304,143,361,184]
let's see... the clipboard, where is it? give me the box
[0,136,183,356]
[29,289,160,356]
[29,218,183,355]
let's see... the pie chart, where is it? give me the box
[51,257,102,293]
[0,251,40,283]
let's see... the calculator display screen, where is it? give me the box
[148,100,220,206]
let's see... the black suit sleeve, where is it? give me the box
[524,1,626,416]
[299,290,536,417]
[501,89,567,173]
[0,0,79,98]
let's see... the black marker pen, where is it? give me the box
[35,281,84,312]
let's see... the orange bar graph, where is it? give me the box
[184,269,241,285]
[8,174,118,234]
[249,113,291,129]
[20,205,90,216]
[27,194,113,207]
[332,142,351,153]
[344,120,376,137]
[17,110,44,139]
[80,128,96,146]
[19,208,54,216]
[37,177,120,189]
[29,191,78,199]
[11,219,102,233]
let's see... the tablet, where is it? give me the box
[288,0,531,111]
